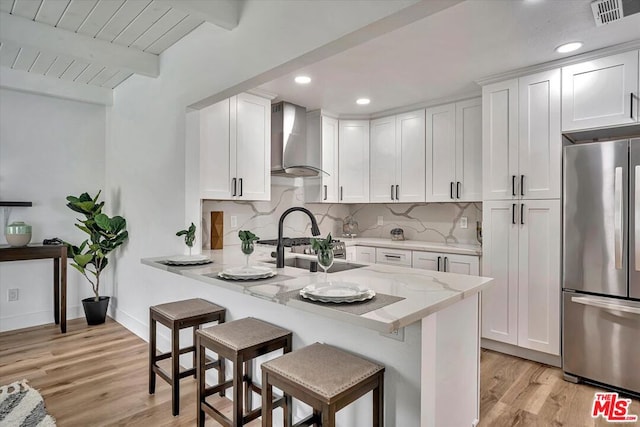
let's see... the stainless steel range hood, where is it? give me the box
[271,101,324,177]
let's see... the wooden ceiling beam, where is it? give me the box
[157,0,239,30]
[0,12,159,78]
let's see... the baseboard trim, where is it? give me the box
[0,305,84,332]
[481,338,562,367]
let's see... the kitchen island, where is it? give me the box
[142,248,492,426]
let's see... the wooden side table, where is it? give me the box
[0,245,67,333]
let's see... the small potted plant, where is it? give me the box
[311,233,334,282]
[176,222,196,256]
[238,230,259,268]
[65,191,128,325]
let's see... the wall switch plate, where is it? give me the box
[377,216,384,226]
[230,215,237,228]
[8,288,19,302]
[460,216,468,229]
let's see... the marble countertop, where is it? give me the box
[141,248,492,333]
[339,237,482,256]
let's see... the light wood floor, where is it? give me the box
[1,319,638,426]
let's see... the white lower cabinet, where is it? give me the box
[345,246,357,262]
[375,248,412,267]
[481,199,561,355]
[355,246,376,264]
[412,251,479,275]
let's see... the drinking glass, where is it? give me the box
[317,248,334,283]
[241,241,254,270]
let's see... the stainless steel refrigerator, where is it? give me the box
[563,138,640,394]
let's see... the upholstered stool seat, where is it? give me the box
[261,342,385,427]
[196,317,292,427]
[149,298,226,416]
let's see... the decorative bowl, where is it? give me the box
[5,221,32,247]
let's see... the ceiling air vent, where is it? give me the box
[591,0,640,26]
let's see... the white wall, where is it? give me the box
[0,88,106,331]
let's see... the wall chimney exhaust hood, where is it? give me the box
[271,101,324,177]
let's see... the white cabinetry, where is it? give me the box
[199,93,271,201]
[481,200,560,355]
[412,251,479,275]
[426,98,482,202]
[355,246,376,263]
[345,246,357,262]
[305,112,339,203]
[370,110,425,203]
[375,247,412,267]
[562,50,638,131]
[339,120,369,203]
[483,70,561,201]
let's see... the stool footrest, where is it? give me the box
[154,345,196,362]
[204,379,233,397]
[292,413,319,427]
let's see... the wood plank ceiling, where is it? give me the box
[0,0,235,89]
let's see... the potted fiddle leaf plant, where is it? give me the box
[64,191,128,325]
[176,222,196,255]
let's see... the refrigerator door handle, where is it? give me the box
[614,167,623,270]
[571,296,640,315]
[636,165,639,271]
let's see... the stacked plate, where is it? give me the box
[299,282,375,303]
[165,255,212,266]
[218,266,276,281]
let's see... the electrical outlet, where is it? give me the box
[460,216,468,229]
[230,216,237,228]
[8,288,19,302]
[380,327,404,341]
[377,216,384,226]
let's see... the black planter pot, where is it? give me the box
[82,296,110,325]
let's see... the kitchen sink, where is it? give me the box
[266,258,366,273]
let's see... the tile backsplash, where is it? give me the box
[201,179,348,248]
[348,202,482,245]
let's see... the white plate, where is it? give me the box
[299,282,375,303]
[218,271,277,281]
[167,254,210,263]
[221,266,275,278]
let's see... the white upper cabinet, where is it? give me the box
[199,93,271,201]
[518,69,562,200]
[427,98,482,202]
[396,110,426,202]
[455,98,483,201]
[562,50,639,131]
[483,70,561,201]
[370,116,398,203]
[482,79,519,201]
[370,110,426,203]
[339,120,370,203]
[305,112,339,203]
[426,103,456,201]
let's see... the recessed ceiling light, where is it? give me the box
[356,98,371,105]
[555,42,583,54]
[294,76,311,84]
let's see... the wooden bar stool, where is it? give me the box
[149,298,226,416]
[196,317,293,427]
[261,342,385,427]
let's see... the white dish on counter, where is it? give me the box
[219,266,276,280]
[300,282,375,303]
[166,254,212,266]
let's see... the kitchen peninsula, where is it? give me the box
[142,248,492,427]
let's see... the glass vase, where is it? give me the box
[241,241,254,269]
[317,248,334,284]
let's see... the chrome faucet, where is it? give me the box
[276,207,321,268]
